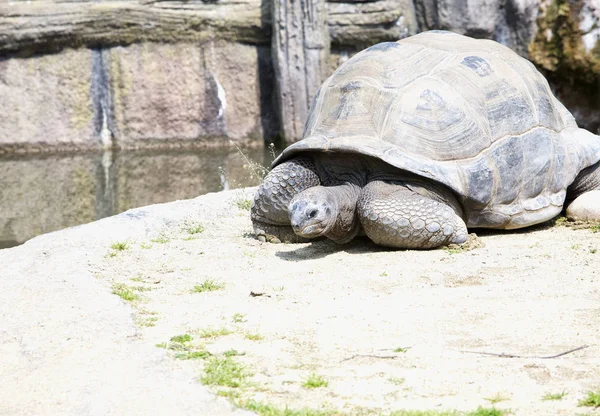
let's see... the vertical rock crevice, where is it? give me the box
[91,49,116,148]
[272,0,330,144]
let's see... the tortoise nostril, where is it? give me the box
[308,209,318,219]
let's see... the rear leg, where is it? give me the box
[251,157,321,243]
[357,180,467,249]
[566,162,600,221]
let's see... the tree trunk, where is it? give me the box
[272,0,330,144]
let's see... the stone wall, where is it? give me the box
[1,0,600,153]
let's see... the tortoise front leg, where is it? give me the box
[566,162,600,221]
[251,157,321,243]
[357,180,467,249]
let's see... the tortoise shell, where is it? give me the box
[274,31,600,229]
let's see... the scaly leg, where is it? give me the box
[566,162,600,221]
[251,157,321,243]
[357,180,467,249]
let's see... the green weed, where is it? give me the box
[578,389,600,407]
[542,391,567,401]
[198,327,232,339]
[170,334,193,343]
[200,357,249,388]
[232,313,247,323]
[191,279,225,293]
[111,283,139,302]
[302,373,328,389]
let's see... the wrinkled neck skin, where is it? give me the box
[322,183,363,243]
[289,154,366,244]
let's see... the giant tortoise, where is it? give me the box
[251,30,600,249]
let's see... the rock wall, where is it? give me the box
[1,0,599,153]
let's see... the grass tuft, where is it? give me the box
[483,393,509,404]
[151,233,170,244]
[191,279,225,293]
[388,377,406,385]
[465,408,506,416]
[186,224,205,235]
[175,350,212,360]
[389,411,460,416]
[240,400,335,416]
[223,349,245,357]
[542,390,567,401]
[236,199,253,211]
[302,373,328,389]
[244,332,264,341]
[110,241,129,251]
[111,283,139,302]
[170,334,193,343]
[138,316,158,327]
[198,327,233,339]
[578,389,600,407]
[232,313,247,323]
[200,357,249,388]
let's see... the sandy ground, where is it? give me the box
[2,188,599,415]
[92,189,600,415]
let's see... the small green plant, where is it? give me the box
[571,243,581,250]
[591,224,600,233]
[191,279,225,293]
[130,274,144,282]
[388,376,406,385]
[198,327,232,339]
[236,199,253,211]
[483,393,510,404]
[466,408,506,416]
[302,373,328,389]
[140,242,152,249]
[380,271,388,277]
[110,241,129,251]
[156,342,167,349]
[175,350,212,360]
[578,389,600,407]
[394,346,411,353]
[151,233,170,244]
[240,400,334,416]
[186,224,205,235]
[445,247,463,255]
[223,349,245,357]
[542,390,567,401]
[244,332,264,341]
[555,216,568,225]
[232,313,247,323]
[388,410,460,416]
[131,285,152,292]
[111,283,139,302]
[138,316,158,327]
[200,357,249,388]
[216,389,241,400]
[170,334,193,343]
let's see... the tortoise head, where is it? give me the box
[288,186,338,239]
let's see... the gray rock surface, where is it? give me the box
[3,0,600,150]
[0,48,100,153]
[0,190,256,416]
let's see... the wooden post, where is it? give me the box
[272,0,330,144]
